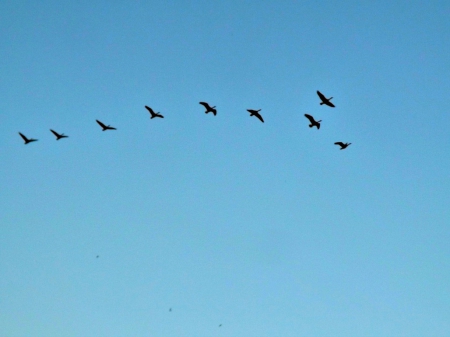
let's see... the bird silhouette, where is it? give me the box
[50,129,68,140]
[317,90,335,108]
[199,102,217,115]
[145,106,164,119]
[247,109,264,123]
[219,324,222,327]
[18,132,38,144]
[334,142,351,150]
[96,120,116,131]
[304,114,321,129]
[169,308,172,312]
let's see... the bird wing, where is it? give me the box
[157,113,164,118]
[334,142,344,146]
[96,120,107,128]
[18,132,28,141]
[50,129,60,137]
[317,90,326,101]
[145,106,155,115]
[199,102,210,109]
[304,114,315,123]
[255,112,264,123]
[107,126,117,130]
[326,101,335,108]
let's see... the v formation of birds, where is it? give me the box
[18,90,351,150]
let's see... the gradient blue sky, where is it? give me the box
[1,1,449,336]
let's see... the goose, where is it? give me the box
[199,102,217,115]
[145,106,164,119]
[96,120,116,131]
[50,129,68,140]
[304,114,321,129]
[334,142,351,150]
[19,132,38,144]
[247,109,264,123]
[317,90,335,107]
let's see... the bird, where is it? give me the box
[145,106,164,119]
[247,109,264,123]
[169,308,172,312]
[304,114,321,129]
[18,132,38,144]
[334,142,351,150]
[96,255,99,258]
[96,120,116,131]
[50,129,68,140]
[317,90,335,107]
[219,324,222,327]
[199,102,217,115]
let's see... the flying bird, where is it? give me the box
[145,106,164,119]
[18,132,38,144]
[96,120,116,131]
[50,129,68,140]
[334,142,351,150]
[304,114,321,129]
[247,109,264,123]
[317,90,335,107]
[219,324,222,327]
[199,102,217,115]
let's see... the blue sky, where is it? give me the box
[1,1,449,336]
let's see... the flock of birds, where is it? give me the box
[18,90,351,150]
[15,90,350,330]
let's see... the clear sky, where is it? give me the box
[1,1,449,336]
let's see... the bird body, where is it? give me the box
[96,120,116,131]
[50,129,68,140]
[199,102,217,115]
[19,132,38,144]
[145,106,164,119]
[334,142,351,150]
[247,109,264,123]
[304,114,321,129]
[317,90,335,107]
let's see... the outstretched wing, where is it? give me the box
[334,142,344,147]
[317,90,326,101]
[18,132,28,142]
[199,102,210,109]
[145,106,155,115]
[156,113,164,118]
[96,120,107,128]
[327,101,335,108]
[254,112,264,123]
[304,114,315,123]
[50,129,60,137]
